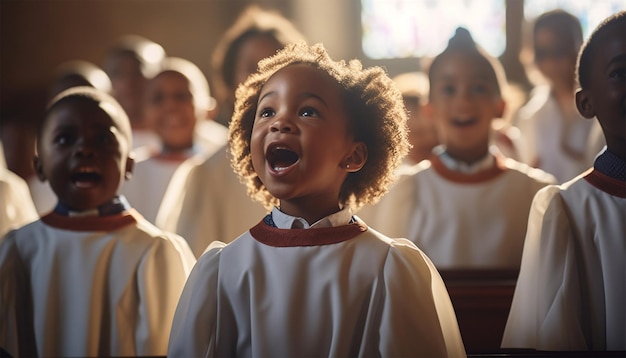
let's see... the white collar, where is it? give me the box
[271,206,353,229]
[433,145,497,174]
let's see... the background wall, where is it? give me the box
[0,0,530,177]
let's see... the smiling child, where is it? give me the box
[358,28,556,269]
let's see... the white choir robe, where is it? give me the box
[502,169,626,350]
[515,85,605,184]
[358,154,556,269]
[0,167,38,238]
[168,218,466,358]
[156,145,267,257]
[122,154,195,224]
[0,210,196,357]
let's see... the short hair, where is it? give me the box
[104,34,166,79]
[211,5,305,101]
[41,86,132,150]
[534,10,583,53]
[428,27,508,99]
[155,57,214,112]
[229,42,409,210]
[50,60,112,99]
[577,11,626,90]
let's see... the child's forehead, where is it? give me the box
[263,63,341,91]
[46,99,128,134]
[152,71,190,85]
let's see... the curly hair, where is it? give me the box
[229,42,409,211]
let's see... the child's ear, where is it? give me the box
[575,89,596,119]
[124,152,135,180]
[496,99,506,119]
[343,142,368,173]
[33,155,47,182]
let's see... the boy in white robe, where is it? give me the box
[122,57,226,224]
[358,28,556,270]
[502,11,626,351]
[168,42,466,357]
[0,87,196,357]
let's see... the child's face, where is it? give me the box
[534,28,578,86]
[107,54,146,123]
[35,100,133,211]
[250,64,364,215]
[233,35,283,93]
[429,53,504,157]
[145,71,196,152]
[576,23,626,152]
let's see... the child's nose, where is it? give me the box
[270,115,295,133]
[74,141,96,158]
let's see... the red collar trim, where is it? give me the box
[584,168,626,198]
[41,209,142,231]
[249,219,368,247]
[429,153,507,183]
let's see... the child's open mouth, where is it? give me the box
[451,117,478,127]
[266,145,300,173]
[70,167,102,188]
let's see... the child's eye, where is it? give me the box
[441,84,456,96]
[96,132,116,145]
[258,108,275,118]
[472,84,488,94]
[300,107,319,117]
[609,68,625,81]
[174,92,193,102]
[54,133,75,146]
[150,93,164,105]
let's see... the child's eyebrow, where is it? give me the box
[297,92,328,107]
[607,53,626,67]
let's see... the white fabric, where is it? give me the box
[194,119,228,156]
[358,157,556,269]
[168,219,466,357]
[515,85,605,183]
[502,172,626,350]
[0,167,38,238]
[156,146,267,257]
[0,213,196,357]
[27,176,57,216]
[122,156,190,224]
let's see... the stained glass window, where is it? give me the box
[524,0,625,38]
[361,0,506,59]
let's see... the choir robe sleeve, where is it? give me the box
[378,238,466,357]
[135,234,196,355]
[501,185,588,350]
[0,231,36,358]
[168,241,225,358]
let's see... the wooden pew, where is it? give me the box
[439,268,518,355]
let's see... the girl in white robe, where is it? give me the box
[168,42,465,357]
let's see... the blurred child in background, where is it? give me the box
[122,57,225,224]
[515,10,605,183]
[157,5,304,256]
[359,28,555,270]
